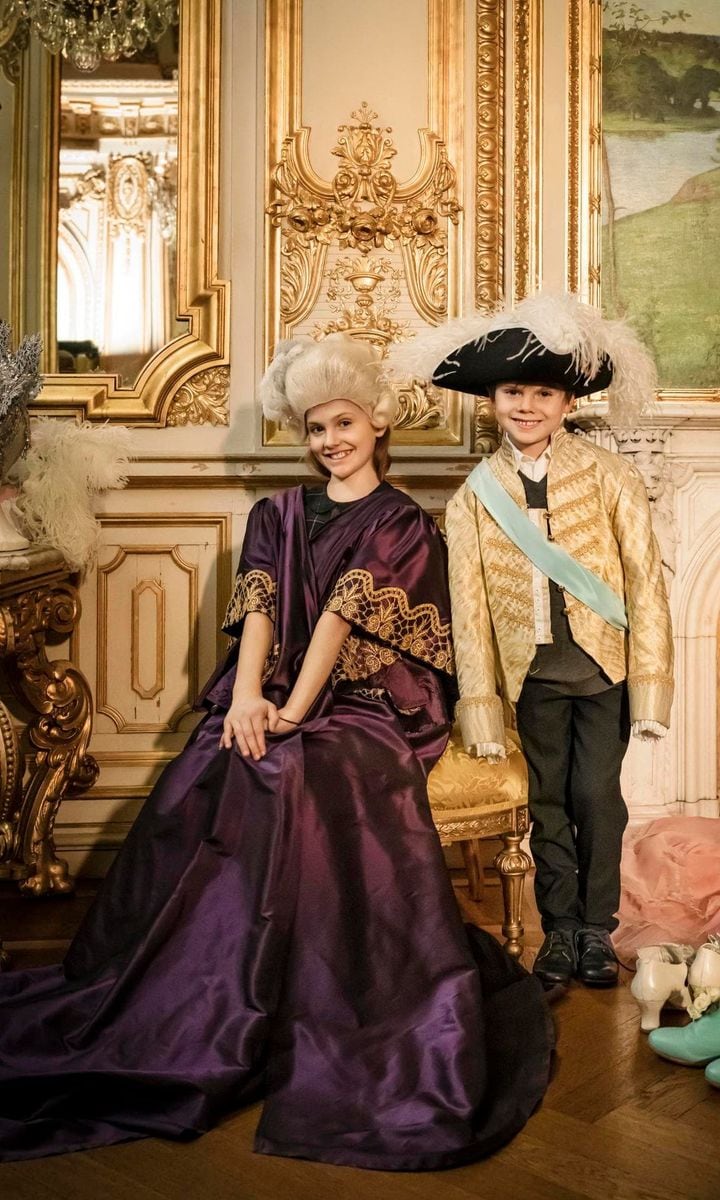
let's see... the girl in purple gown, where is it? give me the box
[0,334,552,1170]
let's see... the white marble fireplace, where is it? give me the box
[575,402,720,824]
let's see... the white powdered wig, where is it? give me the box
[260,333,399,432]
[385,292,657,426]
[11,420,134,570]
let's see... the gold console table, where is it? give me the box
[0,547,98,905]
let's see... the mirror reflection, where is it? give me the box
[0,9,186,388]
[56,25,185,384]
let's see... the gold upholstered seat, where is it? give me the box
[427,727,530,957]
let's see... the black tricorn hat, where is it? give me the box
[431,325,614,399]
[385,292,657,425]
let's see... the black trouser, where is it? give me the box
[515,680,630,934]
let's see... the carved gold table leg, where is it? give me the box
[0,575,99,896]
[493,825,532,959]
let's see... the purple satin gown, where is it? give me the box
[0,483,553,1170]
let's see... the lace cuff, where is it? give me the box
[470,741,507,763]
[222,568,276,635]
[454,692,506,750]
[324,568,454,674]
[628,672,674,728]
[632,719,667,741]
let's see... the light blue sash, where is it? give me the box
[466,460,628,631]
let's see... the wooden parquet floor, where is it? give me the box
[1,875,719,1200]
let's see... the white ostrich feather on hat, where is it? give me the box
[385,292,657,425]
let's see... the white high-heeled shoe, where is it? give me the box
[631,944,694,1032]
[687,935,720,1018]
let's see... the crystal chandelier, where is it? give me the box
[13,1,179,72]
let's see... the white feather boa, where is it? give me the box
[11,420,134,570]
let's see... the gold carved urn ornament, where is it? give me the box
[0,321,41,553]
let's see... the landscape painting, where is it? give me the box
[602,1,720,388]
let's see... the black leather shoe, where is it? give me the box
[532,930,577,989]
[575,928,619,987]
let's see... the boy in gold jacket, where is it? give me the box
[389,293,673,990]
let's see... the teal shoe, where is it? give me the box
[648,1005,720,1066]
[705,1058,720,1088]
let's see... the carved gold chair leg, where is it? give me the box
[493,831,532,959]
[460,838,485,902]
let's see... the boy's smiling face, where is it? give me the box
[491,381,574,459]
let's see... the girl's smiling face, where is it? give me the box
[491,381,574,458]
[306,399,382,483]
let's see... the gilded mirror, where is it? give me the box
[0,0,228,423]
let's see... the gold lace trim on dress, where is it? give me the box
[223,568,276,631]
[332,634,399,685]
[325,568,454,673]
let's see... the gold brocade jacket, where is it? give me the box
[445,428,674,750]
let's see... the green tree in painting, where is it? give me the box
[675,64,720,113]
[604,50,674,120]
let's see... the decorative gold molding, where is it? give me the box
[434,804,529,844]
[511,0,543,304]
[6,20,26,338]
[166,365,230,426]
[567,0,581,293]
[131,579,165,701]
[0,698,21,825]
[60,78,178,140]
[567,0,601,303]
[264,0,464,447]
[475,0,504,311]
[121,468,477,490]
[31,0,229,422]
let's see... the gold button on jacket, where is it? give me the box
[445,429,674,750]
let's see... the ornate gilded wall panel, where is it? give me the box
[475,0,504,312]
[567,0,601,304]
[509,0,543,305]
[264,0,465,446]
[472,0,541,450]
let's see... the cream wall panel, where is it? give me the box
[301,0,429,181]
[264,0,466,449]
[96,539,206,735]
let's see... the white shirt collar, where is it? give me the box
[504,433,553,471]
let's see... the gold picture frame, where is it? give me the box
[569,0,720,402]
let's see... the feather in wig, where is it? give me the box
[385,292,657,426]
[11,420,134,570]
